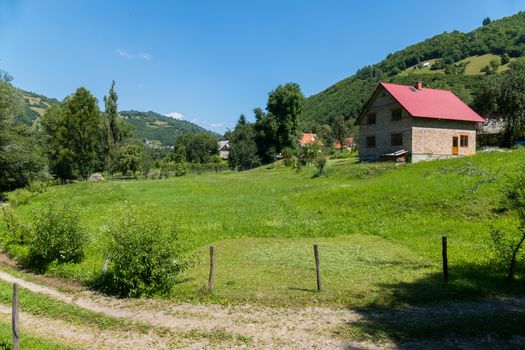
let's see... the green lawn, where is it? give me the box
[458,54,512,75]
[1,150,524,306]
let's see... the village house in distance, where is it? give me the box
[358,81,485,162]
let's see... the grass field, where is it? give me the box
[1,150,524,307]
[458,54,512,75]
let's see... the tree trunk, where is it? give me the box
[507,231,525,281]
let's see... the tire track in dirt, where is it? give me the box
[0,270,363,349]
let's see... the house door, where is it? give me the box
[452,136,459,155]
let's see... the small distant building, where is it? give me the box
[334,137,354,152]
[218,140,230,160]
[358,81,485,163]
[299,133,320,146]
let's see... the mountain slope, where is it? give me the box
[120,110,220,146]
[301,11,525,131]
[16,89,219,146]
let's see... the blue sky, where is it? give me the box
[1,1,524,133]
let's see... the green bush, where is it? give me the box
[315,157,327,177]
[282,147,296,167]
[7,188,33,207]
[97,211,189,297]
[26,202,85,272]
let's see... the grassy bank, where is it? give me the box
[1,150,524,306]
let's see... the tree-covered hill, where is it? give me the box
[120,110,220,146]
[301,12,525,131]
[18,90,60,125]
[15,90,219,146]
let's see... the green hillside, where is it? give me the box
[15,90,219,146]
[120,110,220,146]
[301,11,525,131]
[18,90,59,125]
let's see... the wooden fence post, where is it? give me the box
[314,244,321,292]
[442,236,448,287]
[102,255,110,274]
[12,283,19,350]
[208,246,215,290]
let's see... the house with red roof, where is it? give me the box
[299,133,321,146]
[357,81,485,162]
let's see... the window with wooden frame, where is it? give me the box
[460,135,469,147]
[367,113,376,125]
[391,133,403,146]
[391,108,402,121]
[366,136,376,148]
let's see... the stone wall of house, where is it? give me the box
[359,87,413,161]
[411,118,477,162]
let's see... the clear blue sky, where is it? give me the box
[1,0,524,133]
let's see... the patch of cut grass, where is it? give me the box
[458,54,513,75]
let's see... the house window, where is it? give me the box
[367,113,376,125]
[391,108,402,121]
[391,133,403,146]
[460,135,469,147]
[366,136,376,148]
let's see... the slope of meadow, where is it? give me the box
[2,150,524,306]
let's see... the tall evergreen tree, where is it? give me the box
[104,80,119,144]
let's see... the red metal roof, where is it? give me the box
[380,83,485,123]
[299,133,320,146]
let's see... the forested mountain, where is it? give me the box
[16,90,218,146]
[301,12,525,131]
[120,110,220,147]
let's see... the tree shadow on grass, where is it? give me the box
[338,262,525,349]
[288,287,318,293]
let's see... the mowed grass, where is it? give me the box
[2,150,524,306]
[458,53,513,75]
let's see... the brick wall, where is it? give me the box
[412,118,477,162]
[359,88,413,161]
[359,87,479,162]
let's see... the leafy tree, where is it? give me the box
[483,17,492,26]
[475,63,525,147]
[317,124,334,151]
[173,133,217,163]
[254,107,278,163]
[267,83,305,153]
[113,141,152,175]
[228,115,260,169]
[0,74,46,192]
[502,53,511,65]
[331,115,349,152]
[42,88,103,179]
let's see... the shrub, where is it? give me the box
[26,202,85,272]
[315,157,327,177]
[98,211,189,297]
[490,168,525,280]
[282,148,296,167]
[7,188,33,207]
